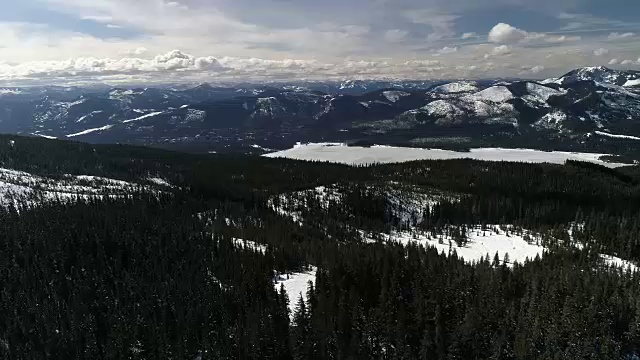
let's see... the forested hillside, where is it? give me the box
[2,135,640,359]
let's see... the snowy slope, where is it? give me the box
[0,167,165,207]
[273,266,317,316]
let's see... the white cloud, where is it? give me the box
[434,46,458,55]
[484,45,511,59]
[461,32,476,39]
[488,23,528,43]
[593,48,609,56]
[608,32,635,40]
[621,60,634,65]
[544,35,581,43]
[529,65,545,73]
[122,47,148,56]
[609,58,619,65]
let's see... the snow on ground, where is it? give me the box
[594,131,640,140]
[423,100,464,118]
[251,144,275,152]
[0,167,160,207]
[264,143,626,168]
[526,82,566,101]
[76,110,103,123]
[463,86,514,103]
[600,255,638,272]
[624,79,640,87]
[232,238,268,253]
[32,133,57,140]
[66,124,113,137]
[122,111,164,124]
[0,89,22,95]
[274,266,318,316]
[431,81,478,93]
[147,177,172,186]
[534,110,568,131]
[382,91,410,102]
[365,226,545,267]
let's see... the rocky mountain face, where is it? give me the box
[1,67,639,153]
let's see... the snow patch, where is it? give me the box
[32,133,57,140]
[264,144,626,168]
[274,266,317,317]
[526,82,566,101]
[367,226,544,267]
[464,86,514,103]
[232,238,268,254]
[624,79,640,87]
[122,111,163,124]
[382,90,410,102]
[66,124,113,137]
[147,177,171,187]
[431,82,478,94]
[595,131,640,140]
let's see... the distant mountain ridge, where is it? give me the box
[1,67,640,156]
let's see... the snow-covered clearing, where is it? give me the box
[274,266,317,316]
[594,131,640,140]
[264,143,626,168]
[364,225,638,271]
[364,226,545,267]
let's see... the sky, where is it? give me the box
[0,0,639,85]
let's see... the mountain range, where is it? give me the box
[1,66,639,155]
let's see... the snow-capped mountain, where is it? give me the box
[1,67,640,153]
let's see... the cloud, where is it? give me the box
[122,47,148,56]
[488,23,528,43]
[593,48,609,56]
[461,32,476,39]
[403,9,459,41]
[434,46,458,55]
[609,58,619,65]
[384,29,409,42]
[544,35,581,43]
[484,45,511,59]
[621,59,634,65]
[608,32,635,40]
[529,65,545,73]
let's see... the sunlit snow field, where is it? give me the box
[264,143,628,168]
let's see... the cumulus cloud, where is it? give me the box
[488,23,528,43]
[609,58,619,65]
[484,45,511,59]
[593,48,609,56]
[621,60,634,65]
